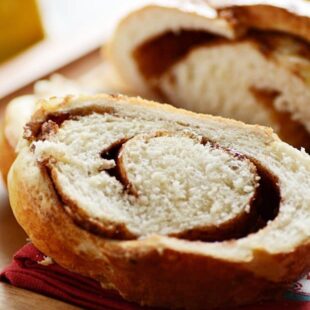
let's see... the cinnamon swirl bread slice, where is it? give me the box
[109,0,310,149]
[9,94,310,309]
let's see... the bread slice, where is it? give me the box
[34,127,259,241]
[9,94,310,309]
[108,0,310,149]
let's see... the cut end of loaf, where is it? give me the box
[110,1,310,149]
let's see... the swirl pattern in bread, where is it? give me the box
[8,94,310,309]
[109,0,310,149]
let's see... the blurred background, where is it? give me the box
[39,0,134,39]
[0,0,146,98]
[1,0,147,60]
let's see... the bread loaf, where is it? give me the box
[109,0,310,149]
[9,94,310,309]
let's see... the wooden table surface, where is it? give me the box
[0,179,81,310]
[0,49,105,309]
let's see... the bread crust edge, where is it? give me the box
[0,121,15,185]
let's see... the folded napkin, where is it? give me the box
[1,243,309,310]
[0,243,142,310]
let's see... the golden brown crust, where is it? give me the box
[0,95,36,185]
[213,0,310,42]
[0,121,16,185]
[106,246,309,309]
[8,94,310,309]
[28,94,275,141]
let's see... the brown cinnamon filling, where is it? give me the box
[100,138,130,187]
[134,29,310,81]
[251,88,310,151]
[24,106,116,141]
[42,162,137,240]
[31,112,281,242]
[133,30,220,80]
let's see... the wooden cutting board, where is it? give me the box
[0,48,104,310]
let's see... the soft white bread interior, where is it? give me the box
[34,127,259,240]
[108,0,310,149]
[9,94,310,309]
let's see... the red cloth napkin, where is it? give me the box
[0,243,142,310]
[1,243,309,310]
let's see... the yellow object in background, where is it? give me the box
[0,0,44,63]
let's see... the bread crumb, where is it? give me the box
[38,256,54,266]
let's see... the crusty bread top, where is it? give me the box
[4,95,36,150]
[208,0,310,18]
[127,0,310,41]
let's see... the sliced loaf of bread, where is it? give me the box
[109,0,310,149]
[9,94,310,309]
